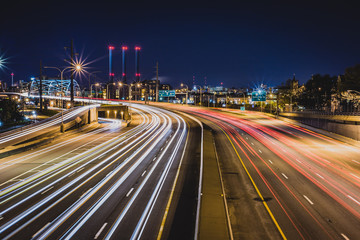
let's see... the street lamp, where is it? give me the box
[88,71,101,98]
[44,65,76,131]
[90,83,100,99]
[193,85,203,106]
[106,82,115,99]
[135,83,142,101]
[239,92,246,110]
[119,82,132,100]
[181,83,188,104]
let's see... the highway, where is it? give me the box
[0,103,202,240]
[0,105,98,148]
[170,105,360,240]
[2,97,359,240]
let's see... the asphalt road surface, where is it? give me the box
[0,103,202,240]
[172,105,360,240]
[2,99,359,240]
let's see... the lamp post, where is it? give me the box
[90,83,100,98]
[44,64,82,131]
[88,71,101,98]
[106,82,115,99]
[44,66,73,131]
[239,92,246,110]
[213,92,216,107]
[119,82,132,100]
[136,83,141,101]
[181,83,188,104]
[193,85,202,106]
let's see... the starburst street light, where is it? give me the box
[0,53,9,71]
[44,63,84,131]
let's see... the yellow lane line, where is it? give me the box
[157,122,190,240]
[220,128,287,240]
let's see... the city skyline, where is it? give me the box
[1,1,360,87]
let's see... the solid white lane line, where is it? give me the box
[341,233,350,240]
[303,195,314,205]
[259,149,262,153]
[316,173,324,179]
[281,173,288,179]
[41,186,54,195]
[268,160,273,164]
[352,160,360,164]
[0,216,3,221]
[141,170,146,177]
[348,195,360,206]
[32,222,50,239]
[153,157,157,161]
[94,223,107,239]
[126,188,134,197]
[77,167,84,173]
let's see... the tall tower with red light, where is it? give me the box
[108,45,115,82]
[11,73,14,86]
[122,46,128,83]
[135,46,141,82]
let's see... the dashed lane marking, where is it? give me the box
[303,195,314,205]
[94,223,108,239]
[281,173,288,179]
[126,188,134,197]
[316,173,324,179]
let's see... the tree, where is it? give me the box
[0,98,22,124]
[298,74,337,110]
[342,64,360,91]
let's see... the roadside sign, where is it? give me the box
[159,90,175,97]
[240,106,245,111]
[251,91,266,102]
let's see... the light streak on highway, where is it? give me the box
[0,106,149,235]
[0,102,190,240]
[173,106,360,239]
[0,105,98,145]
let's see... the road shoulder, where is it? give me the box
[199,128,230,240]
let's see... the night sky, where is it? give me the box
[1,1,360,89]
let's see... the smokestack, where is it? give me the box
[135,46,141,82]
[122,46,128,83]
[108,45,115,82]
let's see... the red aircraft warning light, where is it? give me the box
[122,46,128,50]
[108,46,115,50]
[135,46,141,51]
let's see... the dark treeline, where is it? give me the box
[279,64,360,112]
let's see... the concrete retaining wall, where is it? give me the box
[279,113,360,141]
